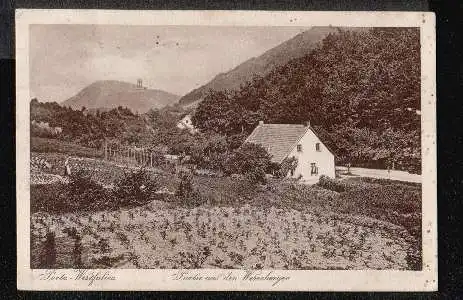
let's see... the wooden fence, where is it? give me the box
[103,142,158,168]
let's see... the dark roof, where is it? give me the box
[244,123,335,163]
[244,124,309,163]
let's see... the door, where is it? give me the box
[310,162,318,176]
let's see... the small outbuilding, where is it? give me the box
[244,121,336,181]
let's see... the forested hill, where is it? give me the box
[193,28,421,172]
[178,27,340,106]
[62,80,180,114]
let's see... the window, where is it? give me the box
[297,144,302,152]
[315,143,321,152]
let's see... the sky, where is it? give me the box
[30,25,308,103]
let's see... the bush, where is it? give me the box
[67,169,112,211]
[318,175,351,192]
[40,231,57,268]
[224,143,272,184]
[30,169,112,213]
[274,156,298,178]
[31,167,161,213]
[175,170,205,206]
[318,175,382,192]
[113,167,160,207]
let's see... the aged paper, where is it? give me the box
[16,9,436,291]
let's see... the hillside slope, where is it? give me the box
[193,28,421,172]
[179,27,341,106]
[62,80,180,113]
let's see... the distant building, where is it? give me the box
[31,120,63,135]
[244,121,335,180]
[176,114,198,134]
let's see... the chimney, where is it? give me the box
[305,120,311,127]
[259,121,264,125]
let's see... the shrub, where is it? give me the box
[113,167,160,207]
[224,143,272,184]
[175,170,205,206]
[67,169,112,211]
[318,175,350,192]
[269,181,340,210]
[31,169,112,213]
[274,156,298,178]
[318,175,379,192]
[31,167,161,213]
[40,231,57,268]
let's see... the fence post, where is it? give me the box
[150,152,153,168]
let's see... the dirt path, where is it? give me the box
[337,166,421,183]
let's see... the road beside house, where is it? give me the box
[337,166,421,183]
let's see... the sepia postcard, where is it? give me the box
[16,9,436,291]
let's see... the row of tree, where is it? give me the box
[31,98,157,148]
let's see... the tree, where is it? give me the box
[276,156,298,178]
[225,143,272,184]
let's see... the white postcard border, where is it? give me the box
[16,9,437,291]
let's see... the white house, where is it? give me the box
[176,114,198,134]
[244,121,335,181]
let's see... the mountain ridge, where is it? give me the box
[179,27,342,106]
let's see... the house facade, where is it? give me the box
[176,114,198,134]
[245,121,335,181]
